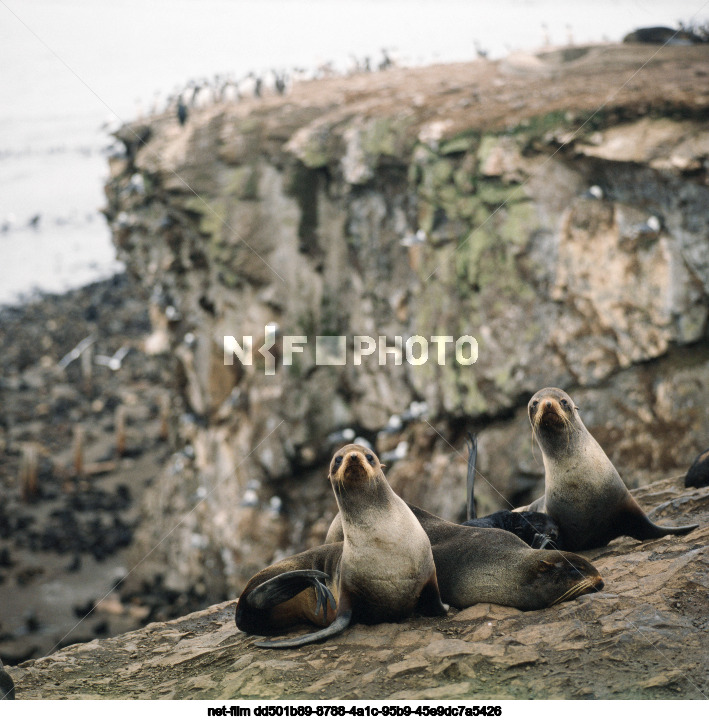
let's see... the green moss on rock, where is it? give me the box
[226,166,261,200]
[439,133,477,156]
[477,181,525,207]
[296,128,333,168]
[497,201,540,248]
[361,117,401,158]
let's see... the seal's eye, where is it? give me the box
[334,455,343,467]
[560,399,568,407]
[365,453,375,464]
[531,400,538,409]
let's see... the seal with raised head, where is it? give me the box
[516,387,699,551]
[236,445,447,648]
[327,504,604,611]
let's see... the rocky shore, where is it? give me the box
[7,476,709,700]
[0,275,220,664]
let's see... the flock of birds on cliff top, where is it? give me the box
[3,24,706,236]
[138,48,399,127]
[144,23,709,128]
[0,49,398,237]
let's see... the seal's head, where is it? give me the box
[523,550,604,607]
[528,387,582,451]
[528,387,578,428]
[329,444,382,492]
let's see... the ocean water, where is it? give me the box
[1,0,706,305]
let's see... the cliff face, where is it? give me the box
[103,44,709,596]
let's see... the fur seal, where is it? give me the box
[462,433,560,549]
[516,387,699,551]
[685,448,709,488]
[327,504,603,611]
[0,659,15,700]
[236,445,447,648]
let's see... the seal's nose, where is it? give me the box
[349,452,358,459]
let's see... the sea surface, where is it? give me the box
[1,0,706,305]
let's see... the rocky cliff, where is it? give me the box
[103,43,709,598]
[8,477,709,699]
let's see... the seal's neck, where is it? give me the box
[335,472,394,520]
[537,422,584,458]
[540,416,609,479]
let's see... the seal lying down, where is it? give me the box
[327,503,603,613]
[237,444,605,648]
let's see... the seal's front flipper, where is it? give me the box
[533,532,552,549]
[248,570,331,610]
[416,575,449,617]
[636,520,699,540]
[621,497,699,542]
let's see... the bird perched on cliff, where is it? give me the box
[381,440,408,464]
[95,344,131,371]
[327,428,356,446]
[581,185,604,200]
[177,98,188,126]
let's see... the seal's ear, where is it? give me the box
[575,406,580,411]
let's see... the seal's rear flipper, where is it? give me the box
[465,433,478,521]
[236,569,336,634]
[247,570,333,611]
[254,608,353,648]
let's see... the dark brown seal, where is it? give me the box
[235,445,446,648]
[517,387,699,551]
[327,504,604,611]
